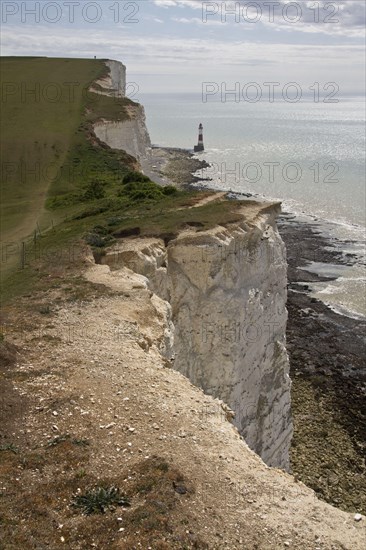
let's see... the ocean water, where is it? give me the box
[140,93,366,318]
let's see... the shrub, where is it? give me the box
[162,185,178,196]
[118,173,178,204]
[122,171,151,185]
[119,181,164,202]
[85,234,107,248]
[85,225,114,248]
[84,179,106,200]
[106,216,123,226]
[91,225,110,236]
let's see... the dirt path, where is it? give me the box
[191,192,227,208]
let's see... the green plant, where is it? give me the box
[84,179,106,200]
[122,171,151,185]
[119,181,164,202]
[46,435,70,447]
[106,216,123,226]
[162,185,178,196]
[47,435,90,448]
[85,226,114,249]
[46,192,81,210]
[71,485,130,515]
[72,438,90,447]
[0,443,18,454]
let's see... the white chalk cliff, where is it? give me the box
[167,205,292,470]
[93,107,151,162]
[101,202,293,470]
[91,59,127,97]
[91,59,151,162]
[93,60,293,470]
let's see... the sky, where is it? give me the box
[1,0,365,95]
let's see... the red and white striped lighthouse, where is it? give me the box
[194,123,204,152]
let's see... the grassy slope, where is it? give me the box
[0,57,246,304]
[0,56,138,287]
[0,57,105,242]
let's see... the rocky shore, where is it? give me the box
[278,214,366,514]
[142,147,210,188]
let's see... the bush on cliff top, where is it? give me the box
[118,172,178,203]
[122,171,151,185]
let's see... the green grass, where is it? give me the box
[0,188,247,303]
[1,57,97,241]
[0,56,134,245]
[0,56,138,289]
[0,56,250,305]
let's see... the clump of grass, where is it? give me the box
[71,485,130,515]
[47,434,70,447]
[162,185,178,196]
[72,438,90,447]
[47,434,90,448]
[311,375,326,389]
[0,443,18,454]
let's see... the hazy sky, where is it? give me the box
[1,0,365,95]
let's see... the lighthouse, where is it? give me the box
[194,123,204,152]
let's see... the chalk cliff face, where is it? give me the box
[101,203,293,470]
[92,59,126,97]
[168,207,292,470]
[92,59,151,162]
[92,60,293,470]
[93,106,151,161]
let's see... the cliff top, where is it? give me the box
[1,245,364,549]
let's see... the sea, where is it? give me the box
[140,93,366,320]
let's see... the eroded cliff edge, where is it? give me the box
[91,60,292,470]
[101,201,293,470]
